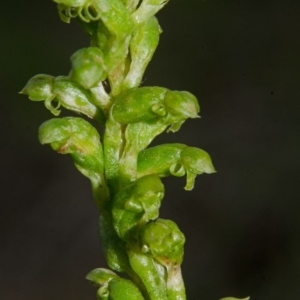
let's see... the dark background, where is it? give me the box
[1,0,300,299]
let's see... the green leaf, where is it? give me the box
[111,175,164,241]
[69,47,107,89]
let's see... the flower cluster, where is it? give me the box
[20,1,249,299]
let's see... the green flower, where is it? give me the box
[140,218,185,266]
[111,175,164,241]
[137,143,216,190]
[112,87,199,125]
[39,117,108,208]
[22,1,218,299]
[21,75,105,124]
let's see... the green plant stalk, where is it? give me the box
[21,0,249,299]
